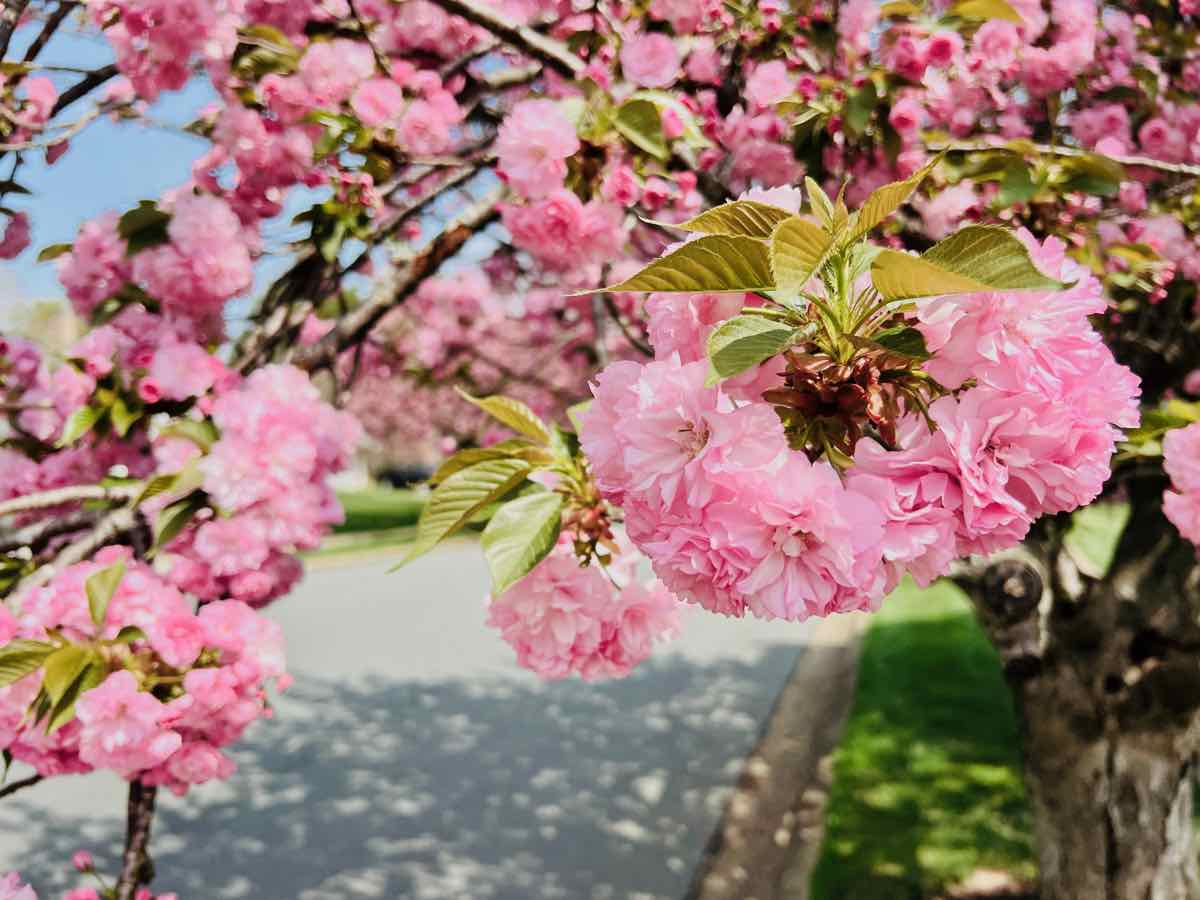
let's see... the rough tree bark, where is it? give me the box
[956,479,1200,900]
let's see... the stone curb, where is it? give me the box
[682,611,870,900]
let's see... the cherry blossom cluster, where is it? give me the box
[578,230,1140,622]
[1163,423,1200,547]
[4,874,174,900]
[486,537,681,680]
[162,365,362,608]
[0,546,286,795]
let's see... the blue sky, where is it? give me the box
[0,28,214,308]
[0,20,509,336]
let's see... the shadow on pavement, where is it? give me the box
[6,646,802,900]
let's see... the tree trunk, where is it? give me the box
[957,487,1200,900]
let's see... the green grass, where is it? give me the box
[334,487,425,534]
[811,580,1036,899]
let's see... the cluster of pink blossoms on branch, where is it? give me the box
[578,225,1139,622]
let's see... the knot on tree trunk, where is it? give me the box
[980,559,1043,624]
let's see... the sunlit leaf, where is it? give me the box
[430,440,552,485]
[871,225,1071,300]
[596,235,774,294]
[400,458,533,566]
[706,315,796,385]
[481,491,565,594]
[952,0,1022,21]
[0,640,54,688]
[670,201,795,239]
[36,243,73,263]
[85,560,126,628]
[57,405,103,448]
[805,177,834,229]
[41,645,91,708]
[457,392,553,445]
[771,216,835,293]
[153,492,207,551]
[846,154,943,243]
[613,99,668,160]
[870,325,930,360]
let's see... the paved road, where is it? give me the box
[0,543,812,899]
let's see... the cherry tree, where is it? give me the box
[0,0,1198,897]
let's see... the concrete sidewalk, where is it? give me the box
[0,544,818,899]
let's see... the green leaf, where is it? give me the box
[996,160,1038,206]
[1060,153,1125,198]
[153,492,207,550]
[846,154,943,243]
[135,473,180,506]
[400,458,534,566]
[0,640,54,687]
[456,392,553,445]
[871,325,930,360]
[36,242,73,263]
[670,201,795,239]
[45,659,104,734]
[41,645,91,707]
[114,626,147,644]
[596,235,775,294]
[85,560,126,628]
[880,0,922,14]
[952,0,1022,21]
[109,395,139,438]
[706,315,796,385]
[480,491,565,594]
[430,440,549,485]
[118,201,171,255]
[57,405,102,448]
[844,80,878,133]
[1063,502,1130,579]
[805,177,835,229]
[613,99,668,160]
[158,418,220,451]
[870,225,1071,301]
[770,216,835,294]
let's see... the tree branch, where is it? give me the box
[0,483,138,518]
[6,505,139,598]
[114,780,157,900]
[930,140,1200,178]
[289,183,504,372]
[0,0,30,60]
[0,509,98,553]
[0,773,42,801]
[425,0,583,77]
[51,62,118,116]
[22,0,74,63]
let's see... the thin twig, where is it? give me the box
[0,773,42,801]
[0,104,99,150]
[114,780,157,900]
[601,294,653,357]
[425,0,583,76]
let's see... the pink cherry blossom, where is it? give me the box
[75,671,183,778]
[620,33,681,88]
[495,99,580,200]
